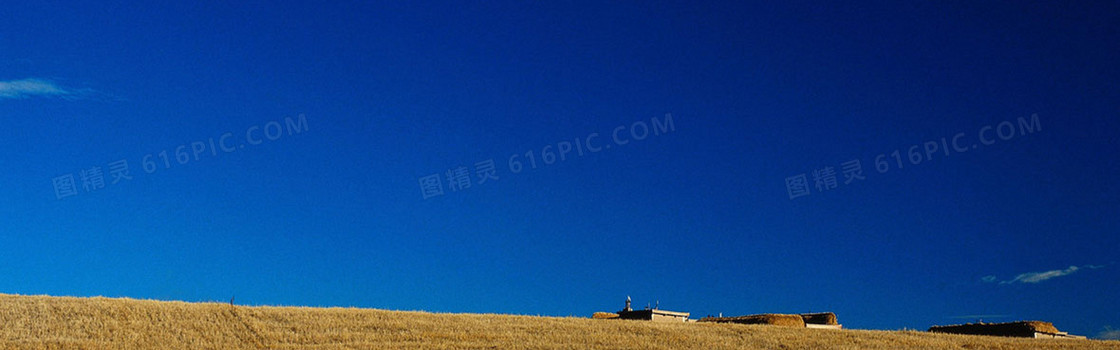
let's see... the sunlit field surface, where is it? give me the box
[2,294,1118,350]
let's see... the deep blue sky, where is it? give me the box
[2,1,1118,339]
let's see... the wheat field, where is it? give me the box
[1,294,1117,349]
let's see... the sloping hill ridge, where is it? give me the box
[0,294,1117,349]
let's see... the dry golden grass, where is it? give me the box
[2,293,1119,349]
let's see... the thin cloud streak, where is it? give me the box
[985,265,1105,285]
[1098,327,1120,340]
[0,79,72,99]
[947,314,1011,320]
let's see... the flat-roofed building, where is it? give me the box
[616,296,690,322]
[929,321,1085,339]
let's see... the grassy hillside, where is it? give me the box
[1,294,1117,349]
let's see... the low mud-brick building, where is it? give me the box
[928,321,1085,339]
[698,312,842,329]
[616,296,690,322]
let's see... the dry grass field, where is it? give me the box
[1,293,1118,349]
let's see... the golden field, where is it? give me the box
[1,294,1118,349]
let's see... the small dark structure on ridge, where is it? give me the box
[928,321,1085,339]
[615,296,690,322]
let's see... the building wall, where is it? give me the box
[1033,332,1086,339]
[650,313,687,322]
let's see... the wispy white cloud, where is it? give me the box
[1002,265,1081,284]
[1098,327,1120,340]
[987,265,1105,284]
[948,314,1009,320]
[0,78,73,99]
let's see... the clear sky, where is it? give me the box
[2,1,1118,339]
